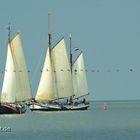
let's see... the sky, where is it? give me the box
[0,0,140,101]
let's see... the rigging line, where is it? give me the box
[30,45,46,85]
[1,24,11,73]
[0,31,7,75]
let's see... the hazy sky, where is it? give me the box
[0,0,140,100]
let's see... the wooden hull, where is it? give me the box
[0,104,26,114]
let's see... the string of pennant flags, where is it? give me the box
[0,41,135,74]
[0,68,134,73]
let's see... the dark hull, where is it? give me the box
[31,106,89,111]
[30,103,89,112]
[62,106,89,111]
[61,104,89,111]
[30,108,61,111]
[0,104,26,114]
[30,104,62,111]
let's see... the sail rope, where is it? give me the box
[30,45,46,85]
[0,31,8,91]
[1,32,8,71]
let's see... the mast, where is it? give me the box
[1,23,12,103]
[8,22,11,43]
[7,23,18,103]
[69,34,72,72]
[48,13,51,48]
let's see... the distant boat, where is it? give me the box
[0,32,32,114]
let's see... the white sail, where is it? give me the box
[1,33,32,103]
[72,53,88,98]
[1,43,16,103]
[35,47,57,101]
[51,38,73,98]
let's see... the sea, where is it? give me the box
[0,100,140,140]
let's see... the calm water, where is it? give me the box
[0,101,140,140]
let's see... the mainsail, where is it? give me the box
[51,38,73,98]
[35,38,73,101]
[72,52,89,98]
[1,33,32,103]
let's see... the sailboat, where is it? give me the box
[30,37,89,111]
[30,14,89,111]
[0,31,32,114]
[62,52,90,110]
[30,38,74,111]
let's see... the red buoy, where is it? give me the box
[104,102,107,110]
